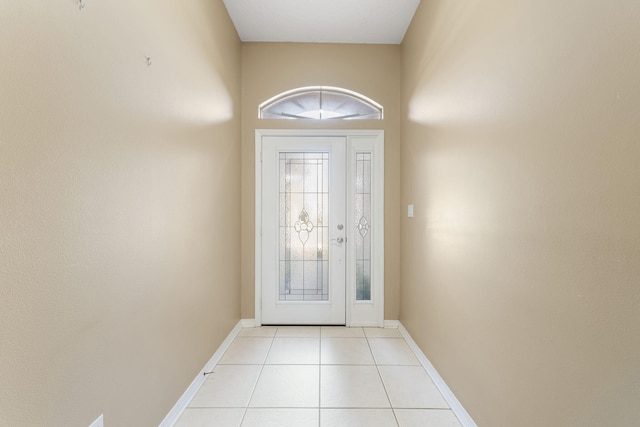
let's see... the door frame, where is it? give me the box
[255,129,385,327]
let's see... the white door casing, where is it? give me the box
[255,130,384,326]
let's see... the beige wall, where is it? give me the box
[401,0,640,426]
[240,43,402,320]
[0,1,241,426]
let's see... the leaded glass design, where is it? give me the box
[357,216,369,238]
[355,153,372,301]
[294,208,314,245]
[279,152,330,301]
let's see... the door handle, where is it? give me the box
[331,237,345,244]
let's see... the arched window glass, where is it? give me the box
[259,86,383,120]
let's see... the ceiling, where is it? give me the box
[222,0,421,45]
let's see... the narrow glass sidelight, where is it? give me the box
[279,152,330,301]
[355,153,372,301]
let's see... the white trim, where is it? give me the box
[159,321,244,427]
[241,318,256,328]
[398,322,478,427]
[255,133,263,326]
[383,320,400,328]
[349,321,384,327]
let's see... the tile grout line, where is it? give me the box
[237,327,278,427]
[364,334,400,427]
[230,327,454,426]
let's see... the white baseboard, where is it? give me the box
[241,318,256,328]
[159,320,244,427]
[398,322,477,427]
[383,319,400,328]
[349,321,381,327]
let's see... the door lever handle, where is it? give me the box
[331,237,345,244]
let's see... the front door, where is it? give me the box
[261,136,346,324]
[256,130,385,326]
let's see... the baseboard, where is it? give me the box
[398,322,477,427]
[159,320,244,427]
[349,321,382,327]
[383,319,400,328]
[241,318,256,328]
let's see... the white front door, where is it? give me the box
[256,130,385,326]
[261,136,346,324]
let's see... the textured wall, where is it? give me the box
[401,0,640,426]
[240,43,402,321]
[0,1,241,425]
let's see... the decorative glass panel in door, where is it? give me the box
[279,153,330,302]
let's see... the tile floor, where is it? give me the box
[175,326,462,427]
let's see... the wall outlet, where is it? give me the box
[89,414,104,427]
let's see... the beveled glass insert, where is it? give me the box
[354,153,371,301]
[355,153,372,301]
[279,152,330,301]
[294,208,314,245]
[357,216,369,237]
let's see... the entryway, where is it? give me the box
[173,326,462,427]
[255,130,384,326]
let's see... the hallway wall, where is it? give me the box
[0,1,241,425]
[401,0,640,426]
[240,43,402,321]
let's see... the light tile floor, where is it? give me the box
[175,326,462,427]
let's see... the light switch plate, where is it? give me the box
[408,204,414,218]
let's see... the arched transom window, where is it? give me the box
[259,86,383,120]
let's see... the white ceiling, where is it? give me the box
[222,0,421,44]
